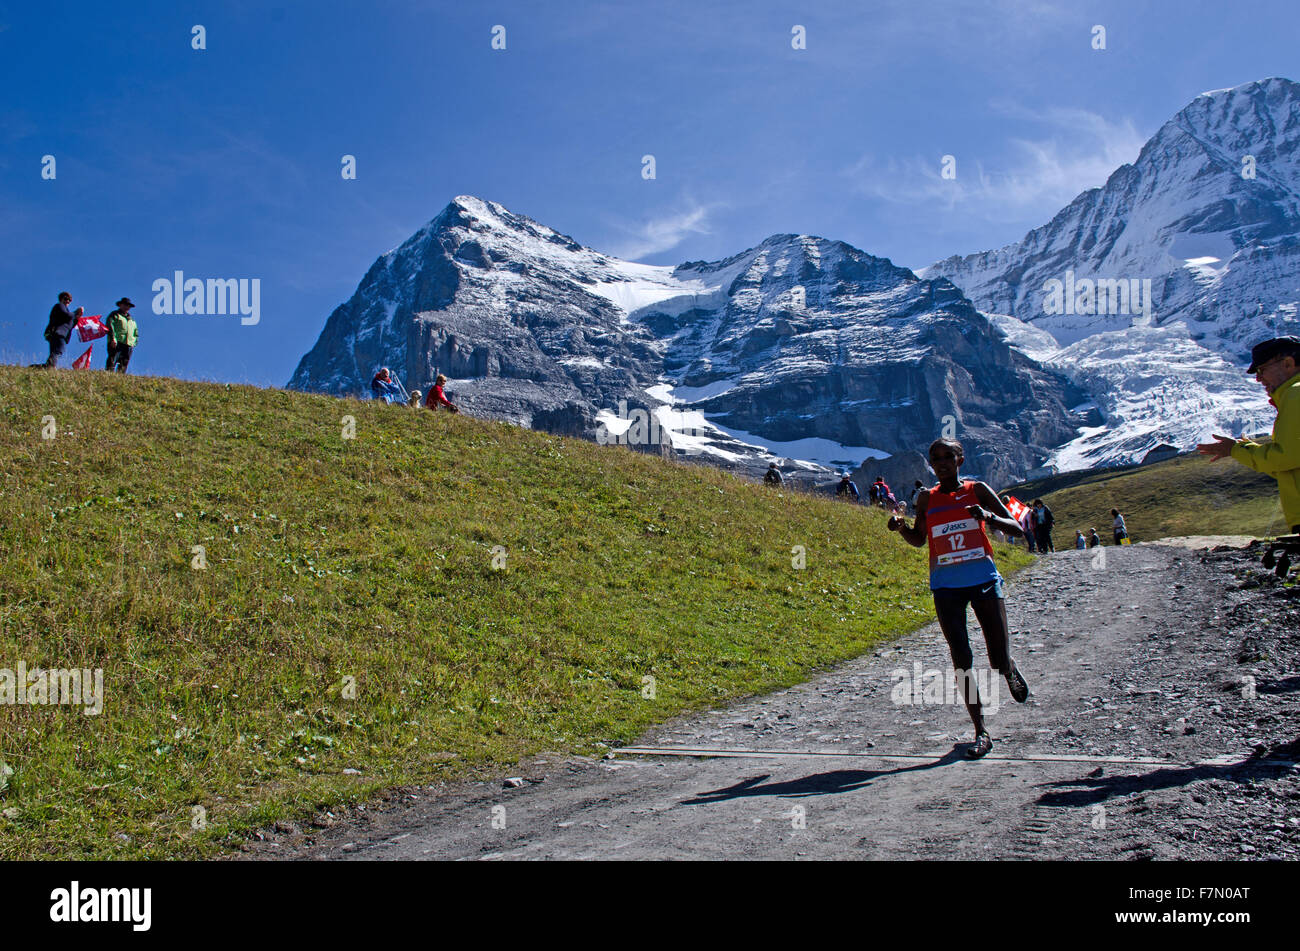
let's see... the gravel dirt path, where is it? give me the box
[248,541,1300,860]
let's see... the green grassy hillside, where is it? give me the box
[1004,453,1287,541]
[0,366,1032,859]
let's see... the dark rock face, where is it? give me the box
[291,198,1083,485]
[656,238,1086,486]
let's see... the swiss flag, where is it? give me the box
[1002,495,1030,522]
[76,314,109,342]
[71,345,93,370]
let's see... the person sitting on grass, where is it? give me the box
[423,374,459,412]
[370,367,404,404]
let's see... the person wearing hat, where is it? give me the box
[1198,336,1300,533]
[763,461,783,486]
[834,471,860,501]
[105,298,139,373]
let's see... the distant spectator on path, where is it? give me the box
[1074,530,1086,550]
[1111,509,1128,545]
[1198,335,1300,535]
[105,299,138,373]
[40,292,77,368]
[1032,498,1055,553]
[764,462,783,486]
[424,374,459,412]
[1088,528,1102,548]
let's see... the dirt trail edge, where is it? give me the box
[250,542,1300,860]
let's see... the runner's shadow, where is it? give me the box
[1034,754,1293,807]
[680,746,967,805]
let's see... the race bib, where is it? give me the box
[930,516,986,567]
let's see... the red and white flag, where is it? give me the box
[71,345,93,370]
[1002,495,1030,522]
[76,313,109,342]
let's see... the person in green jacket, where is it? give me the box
[105,298,138,373]
[1199,336,1300,534]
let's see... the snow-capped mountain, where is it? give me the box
[925,78,1300,469]
[290,196,1082,486]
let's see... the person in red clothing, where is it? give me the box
[872,476,896,509]
[423,373,460,412]
[886,438,1030,758]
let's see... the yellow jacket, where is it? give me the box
[1232,372,1300,531]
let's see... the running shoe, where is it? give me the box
[1005,663,1030,703]
[967,732,993,759]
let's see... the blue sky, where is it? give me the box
[3,0,1297,386]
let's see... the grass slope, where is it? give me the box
[0,366,1032,859]
[1004,454,1287,542]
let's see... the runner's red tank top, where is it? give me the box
[925,480,995,582]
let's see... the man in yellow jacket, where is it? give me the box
[1199,336,1300,533]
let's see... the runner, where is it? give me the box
[886,438,1031,758]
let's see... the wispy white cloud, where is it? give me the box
[847,106,1146,220]
[605,199,717,260]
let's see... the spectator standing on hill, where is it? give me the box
[424,374,460,412]
[867,481,880,505]
[835,472,859,501]
[1111,509,1128,545]
[764,462,783,486]
[1198,336,1300,535]
[105,299,138,373]
[1032,499,1055,553]
[873,477,891,508]
[1088,528,1102,548]
[40,292,77,368]
[1075,530,1086,550]
[909,480,924,512]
